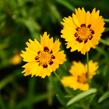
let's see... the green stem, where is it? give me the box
[54,72,61,80]
[47,76,53,105]
[86,52,89,79]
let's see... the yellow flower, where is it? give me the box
[10,53,22,65]
[61,60,98,91]
[61,8,105,54]
[21,32,66,78]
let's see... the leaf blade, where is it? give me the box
[67,88,97,106]
[98,91,109,103]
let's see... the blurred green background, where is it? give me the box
[0,0,109,109]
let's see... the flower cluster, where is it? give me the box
[21,8,105,91]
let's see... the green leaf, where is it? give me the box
[67,88,97,106]
[98,91,109,103]
[53,80,67,106]
[16,93,48,109]
[100,39,109,46]
[104,19,109,22]
[0,95,7,109]
[96,47,107,57]
[16,18,41,40]
[56,0,75,11]
[0,71,20,89]
[105,28,109,32]
[48,2,61,21]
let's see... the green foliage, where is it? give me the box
[67,88,97,106]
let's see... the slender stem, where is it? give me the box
[54,71,61,80]
[48,76,53,105]
[86,52,89,79]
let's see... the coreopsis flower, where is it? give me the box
[21,32,66,78]
[61,60,98,91]
[61,8,105,54]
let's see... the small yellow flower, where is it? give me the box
[21,32,66,78]
[61,8,105,54]
[10,53,22,65]
[61,60,98,91]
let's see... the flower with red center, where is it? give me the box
[21,32,66,78]
[61,60,98,91]
[61,8,105,54]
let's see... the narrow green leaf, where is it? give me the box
[0,72,20,89]
[98,92,109,103]
[67,88,97,106]
[105,28,109,32]
[96,47,107,57]
[16,18,41,40]
[48,3,61,21]
[16,93,48,109]
[104,19,109,22]
[56,0,75,11]
[100,39,109,46]
[53,80,67,106]
[25,18,41,31]
[0,96,7,109]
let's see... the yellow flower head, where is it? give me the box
[21,32,66,78]
[10,53,22,65]
[61,60,98,91]
[61,8,105,54]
